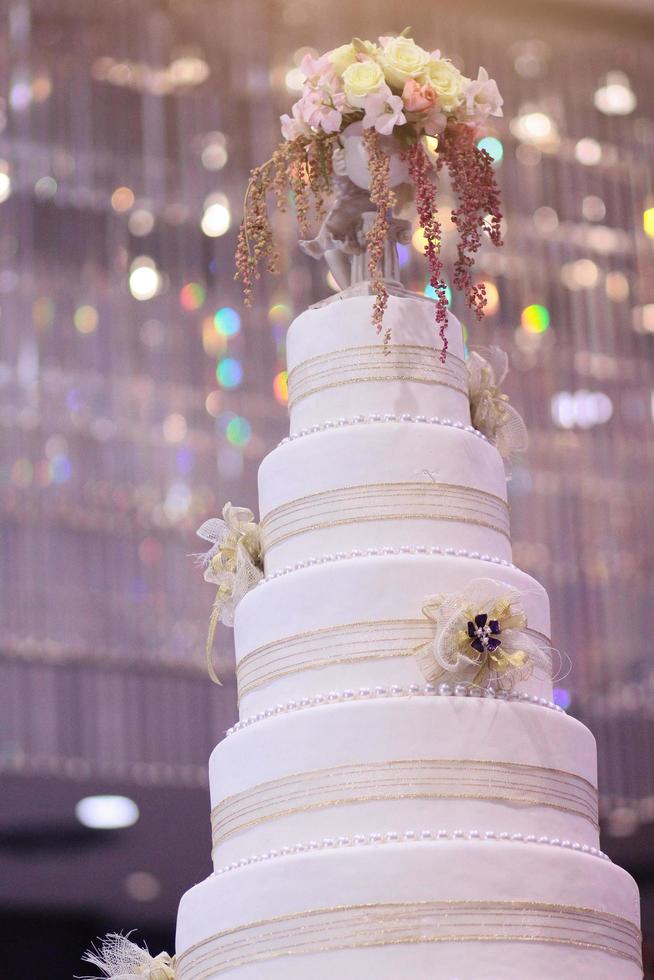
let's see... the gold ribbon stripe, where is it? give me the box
[260,482,511,553]
[176,900,641,978]
[287,344,467,408]
[210,757,598,848]
[236,618,551,702]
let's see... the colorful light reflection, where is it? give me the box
[477,136,503,163]
[226,416,252,447]
[424,281,452,305]
[216,357,243,389]
[179,282,206,311]
[521,304,550,333]
[273,370,288,404]
[213,307,241,337]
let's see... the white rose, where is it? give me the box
[327,43,359,77]
[423,58,466,112]
[380,36,430,89]
[342,59,385,108]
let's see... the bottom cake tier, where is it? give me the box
[176,840,642,979]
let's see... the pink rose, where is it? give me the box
[402,78,439,113]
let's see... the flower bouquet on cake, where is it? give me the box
[235,28,504,354]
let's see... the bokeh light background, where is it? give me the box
[1,0,654,974]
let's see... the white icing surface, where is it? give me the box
[209,698,598,868]
[176,841,641,979]
[234,554,552,714]
[285,294,470,432]
[258,423,510,573]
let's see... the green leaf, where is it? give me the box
[399,26,412,38]
[351,37,368,54]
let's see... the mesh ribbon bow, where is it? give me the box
[466,347,528,461]
[81,933,176,980]
[196,503,263,684]
[413,577,538,692]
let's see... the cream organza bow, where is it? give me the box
[413,577,539,692]
[196,502,263,684]
[466,347,528,461]
[81,934,176,980]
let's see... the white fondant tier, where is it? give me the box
[285,294,470,433]
[258,422,509,574]
[208,697,597,869]
[234,554,552,714]
[176,841,641,979]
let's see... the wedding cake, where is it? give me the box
[82,30,642,980]
[174,286,642,978]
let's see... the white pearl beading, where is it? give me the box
[226,685,564,738]
[213,828,609,876]
[280,414,488,447]
[258,545,515,587]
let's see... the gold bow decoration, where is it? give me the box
[466,347,528,462]
[196,503,263,685]
[81,933,176,980]
[413,577,536,692]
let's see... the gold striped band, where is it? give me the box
[176,899,641,977]
[210,756,598,848]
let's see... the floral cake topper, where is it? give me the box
[235,29,504,356]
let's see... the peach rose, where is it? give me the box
[402,78,439,113]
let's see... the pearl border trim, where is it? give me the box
[213,828,610,876]
[280,414,488,447]
[259,545,515,587]
[226,685,565,738]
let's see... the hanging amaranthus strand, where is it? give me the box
[363,128,396,346]
[441,121,503,322]
[404,139,449,362]
[235,135,336,305]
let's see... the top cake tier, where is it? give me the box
[285,293,469,434]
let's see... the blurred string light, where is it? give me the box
[510,109,558,147]
[551,390,613,429]
[532,206,559,234]
[213,307,241,337]
[205,390,223,417]
[200,132,228,171]
[128,208,155,236]
[216,356,242,389]
[34,176,57,200]
[575,138,602,166]
[129,257,161,300]
[479,280,500,315]
[605,271,629,302]
[162,413,187,443]
[273,370,288,404]
[0,165,11,204]
[164,482,192,520]
[424,281,452,304]
[643,207,654,239]
[201,192,231,237]
[285,67,305,93]
[74,304,99,333]
[33,297,55,329]
[111,186,134,212]
[632,304,654,335]
[225,415,252,446]
[521,304,550,333]
[202,319,227,356]
[477,136,503,164]
[582,195,606,222]
[179,282,206,311]
[560,258,599,290]
[594,71,637,116]
[511,39,550,79]
[92,54,210,95]
[76,795,139,830]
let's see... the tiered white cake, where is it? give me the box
[176,293,642,979]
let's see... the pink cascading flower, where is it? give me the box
[362,85,406,136]
[463,67,503,122]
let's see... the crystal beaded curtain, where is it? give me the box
[0,0,652,832]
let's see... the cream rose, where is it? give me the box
[342,59,385,108]
[422,58,466,112]
[327,43,358,77]
[380,37,430,89]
